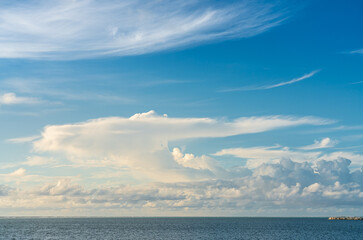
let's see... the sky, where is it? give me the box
[0,0,362,216]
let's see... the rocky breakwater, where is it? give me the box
[328,217,363,220]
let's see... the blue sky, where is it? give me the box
[0,0,362,216]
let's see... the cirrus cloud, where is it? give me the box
[0,0,287,60]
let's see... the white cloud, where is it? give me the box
[38,179,84,196]
[23,156,56,166]
[300,137,337,150]
[31,110,329,182]
[214,145,321,168]
[214,141,363,170]
[0,92,40,105]
[351,80,363,85]
[0,156,56,170]
[221,70,319,92]
[261,70,320,89]
[1,78,134,106]
[350,49,363,54]
[5,111,362,215]
[319,152,363,169]
[172,147,213,170]
[0,168,72,187]
[8,168,26,177]
[0,0,286,60]
[7,135,40,143]
[0,158,362,216]
[172,147,230,179]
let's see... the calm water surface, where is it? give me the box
[0,217,362,239]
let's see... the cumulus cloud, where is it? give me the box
[214,145,321,168]
[0,0,287,60]
[4,110,360,215]
[0,185,12,196]
[31,110,330,182]
[214,141,363,169]
[0,92,40,105]
[172,148,231,179]
[0,158,362,216]
[319,152,363,169]
[38,179,85,196]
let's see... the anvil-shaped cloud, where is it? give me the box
[33,110,330,182]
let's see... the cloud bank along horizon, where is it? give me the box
[2,110,363,216]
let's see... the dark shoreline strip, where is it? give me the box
[328,217,363,220]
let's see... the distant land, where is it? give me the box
[328,217,363,220]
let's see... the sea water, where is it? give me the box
[0,217,362,239]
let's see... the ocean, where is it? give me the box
[0,217,362,239]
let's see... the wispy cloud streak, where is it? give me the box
[350,49,363,54]
[221,70,320,92]
[7,135,40,144]
[261,70,320,89]
[0,92,41,105]
[0,0,287,60]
